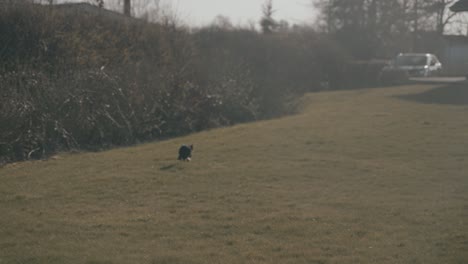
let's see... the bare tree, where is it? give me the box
[212,15,234,30]
[95,0,104,8]
[260,0,277,34]
[422,0,459,35]
[124,0,130,16]
[313,0,468,57]
[313,0,406,58]
[131,0,160,22]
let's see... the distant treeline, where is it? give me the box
[0,2,349,164]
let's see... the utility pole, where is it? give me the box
[123,0,131,16]
[413,0,419,52]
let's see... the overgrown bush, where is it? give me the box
[193,26,348,117]
[0,2,347,164]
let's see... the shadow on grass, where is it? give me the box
[397,82,468,105]
[160,164,177,171]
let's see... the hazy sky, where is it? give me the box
[160,0,316,26]
[57,0,316,27]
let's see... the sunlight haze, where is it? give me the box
[161,0,315,26]
[56,0,316,26]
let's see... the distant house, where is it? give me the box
[450,0,468,12]
[440,35,468,76]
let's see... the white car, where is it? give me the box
[382,53,443,78]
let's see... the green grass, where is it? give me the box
[1,84,467,264]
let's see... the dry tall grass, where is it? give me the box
[0,2,347,164]
[1,84,467,263]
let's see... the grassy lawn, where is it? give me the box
[1,84,467,264]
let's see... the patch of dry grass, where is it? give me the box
[1,84,467,263]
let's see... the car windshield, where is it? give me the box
[395,55,427,66]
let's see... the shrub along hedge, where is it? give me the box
[0,2,347,164]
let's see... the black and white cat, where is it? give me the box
[178,144,193,161]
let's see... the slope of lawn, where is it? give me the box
[1,84,467,264]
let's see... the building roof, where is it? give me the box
[450,0,468,12]
[444,35,468,44]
